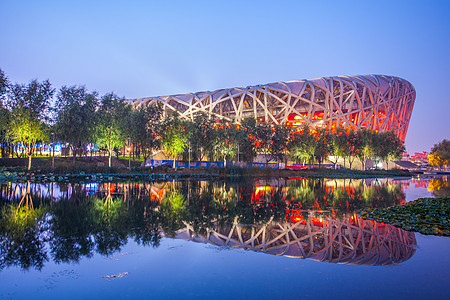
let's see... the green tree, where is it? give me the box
[287,125,315,165]
[0,69,10,158]
[356,129,375,170]
[54,85,98,163]
[161,112,188,168]
[346,130,362,169]
[377,131,404,169]
[429,139,450,170]
[127,104,162,162]
[6,79,54,170]
[95,93,128,167]
[269,124,289,163]
[329,126,347,169]
[255,122,273,166]
[314,128,333,165]
[236,118,259,163]
[0,68,8,103]
[188,113,216,161]
[213,126,238,166]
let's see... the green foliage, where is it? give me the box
[126,104,162,160]
[0,68,8,103]
[5,78,55,169]
[95,93,128,167]
[288,125,315,164]
[430,139,450,168]
[314,128,333,164]
[54,85,98,161]
[188,113,216,161]
[7,79,54,122]
[161,113,188,166]
[213,126,238,164]
[160,190,186,236]
[237,118,259,163]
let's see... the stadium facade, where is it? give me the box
[129,74,415,141]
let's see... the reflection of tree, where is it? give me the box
[128,196,161,248]
[160,189,186,237]
[49,187,95,263]
[0,182,49,271]
[92,193,129,256]
[429,179,450,198]
[286,179,405,216]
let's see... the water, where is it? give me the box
[0,176,449,299]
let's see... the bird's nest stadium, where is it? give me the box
[129,74,415,141]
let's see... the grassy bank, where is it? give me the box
[0,156,413,181]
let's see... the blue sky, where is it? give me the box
[1,0,449,154]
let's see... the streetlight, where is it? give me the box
[51,132,55,170]
[188,143,191,169]
[128,137,131,170]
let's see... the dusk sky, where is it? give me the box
[1,0,449,154]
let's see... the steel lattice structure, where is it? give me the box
[129,74,415,141]
[173,214,416,266]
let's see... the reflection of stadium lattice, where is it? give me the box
[174,214,416,266]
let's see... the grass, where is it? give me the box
[0,156,413,179]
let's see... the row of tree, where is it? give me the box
[0,69,405,170]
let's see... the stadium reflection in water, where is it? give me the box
[176,214,416,266]
[1,177,447,271]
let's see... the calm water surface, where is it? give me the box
[0,176,449,299]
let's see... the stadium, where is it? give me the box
[129,74,415,141]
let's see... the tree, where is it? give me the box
[384,131,405,169]
[188,113,216,161]
[0,69,10,158]
[161,112,188,168]
[6,79,54,170]
[0,68,8,103]
[356,129,375,170]
[95,93,127,167]
[236,118,259,163]
[346,130,362,169]
[213,126,238,166]
[255,122,273,166]
[127,104,163,162]
[287,125,315,165]
[329,126,347,169]
[269,124,289,163]
[54,86,98,163]
[314,128,333,165]
[429,139,450,170]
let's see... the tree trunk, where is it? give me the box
[27,154,32,170]
[73,148,77,164]
[173,155,176,168]
[108,150,112,168]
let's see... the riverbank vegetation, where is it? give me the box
[360,197,450,236]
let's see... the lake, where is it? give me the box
[0,176,449,299]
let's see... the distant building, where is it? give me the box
[411,152,429,164]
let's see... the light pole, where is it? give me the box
[128,137,131,170]
[51,132,55,170]
[237,144,240,164]
[188,143,191,169]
